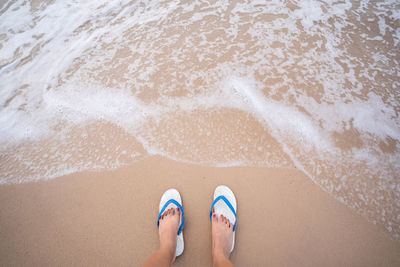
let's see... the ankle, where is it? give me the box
[213,250,229,265]
[158,246,175,264]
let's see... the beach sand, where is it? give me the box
[1,1,400,265]
[1,156,399,266]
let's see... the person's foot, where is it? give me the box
[212,213,234,262]
[158,207,180,264]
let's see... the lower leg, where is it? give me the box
[142,248,174,267]
[142,208,180,267]
[212,214,235,267]
[213,253,235,267]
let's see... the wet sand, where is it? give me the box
[1,156,399,266]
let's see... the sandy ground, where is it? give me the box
[0,156,399,266]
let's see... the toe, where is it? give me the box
[212,213,217,222]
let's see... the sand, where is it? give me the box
[1,0,399,266]
[1,156,399,266]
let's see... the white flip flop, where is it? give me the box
[157,188,185,257]
[209,185,237,252]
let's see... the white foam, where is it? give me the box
[222,76,331,150]
[293,0,324,30]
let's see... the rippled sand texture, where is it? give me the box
[0,0,399,240]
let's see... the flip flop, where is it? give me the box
[157,188,185,257]
[209,185,237,252]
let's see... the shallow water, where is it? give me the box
[0,0,399,240]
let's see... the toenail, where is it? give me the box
[213,213,216,217]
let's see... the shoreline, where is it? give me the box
[1,156,399,266]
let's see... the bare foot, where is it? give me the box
[158,207,180,264]
[212,213,234,264]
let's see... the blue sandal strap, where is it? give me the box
[157,199,185,235]
[209,195,237,231]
